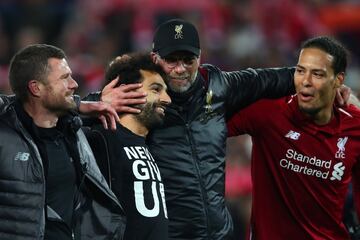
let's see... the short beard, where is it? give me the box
[43,96,77,117]
[135,102,164,130]
[168,70,198,93]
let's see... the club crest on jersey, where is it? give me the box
[174,24,183,39]
[285,130,300,140]
[200,89,218,124]
[335,137,348,159]
[205,90,213,114]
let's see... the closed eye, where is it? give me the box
[313,72,324,78]
[183,57,196,65]
[149,83,165,94]
[152,87,160,94]
[61,73,71,79]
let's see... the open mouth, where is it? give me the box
[155,106,166,116]
[67,94,75,100]
[298,92,314,102]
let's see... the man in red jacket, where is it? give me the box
[227,36,360,239]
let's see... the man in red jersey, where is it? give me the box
[227,36,360,240]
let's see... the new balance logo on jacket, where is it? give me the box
[14,152,30,161]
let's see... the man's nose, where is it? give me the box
[173,61,187,72]
[302,73,312,86]
[161,91,171,105]
[69,77,78,89]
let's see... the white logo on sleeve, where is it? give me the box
[335,137,348,159]
[285,130,301,140]
[14,152,30,161]
[330,162,345,181]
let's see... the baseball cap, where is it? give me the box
[152,19,200,58]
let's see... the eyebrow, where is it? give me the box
[296,65,305,69]
[296,65,325,72]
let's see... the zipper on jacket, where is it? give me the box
[73,163,87,211]
[185,123,211,238]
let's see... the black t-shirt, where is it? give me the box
[37,127,77,240]
[89,124,168,240]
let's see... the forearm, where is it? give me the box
[224,67,295,116]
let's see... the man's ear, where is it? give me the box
[150,52,158,64]
[28,80,42,98]
[196,56,201,65]
[335,72,345,88]
[197,50,201,62]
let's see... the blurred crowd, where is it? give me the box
[0,0,359,239]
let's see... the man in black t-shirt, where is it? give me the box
[87,53,171,239]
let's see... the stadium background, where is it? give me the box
[0,0,359,239]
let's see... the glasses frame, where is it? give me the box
[156,53,198,69]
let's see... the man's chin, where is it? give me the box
[56,102,77,115]
[169,75,197,93]
[169,83,191,93]
[299,105,320,116]
[67,100,77,110]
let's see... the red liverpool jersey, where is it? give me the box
[227,96,360,240]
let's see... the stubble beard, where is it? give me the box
[167,70,198,93]
[135,101,164,130]
[44,92,77,116]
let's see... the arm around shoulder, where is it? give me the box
[223,67,295,113]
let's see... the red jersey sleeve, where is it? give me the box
[347,104,360,219]
[227,99,278,137]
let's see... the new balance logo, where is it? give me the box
[14,152,30,161]
[330,162,345,181]
[285,130,301,140]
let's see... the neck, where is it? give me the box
[119,115,148,137]
[304,106,334,125]
[23,100,58,128]
[311,96,337,125]
[300,102,334,126]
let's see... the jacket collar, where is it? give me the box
[14,100,43,140]
[13,100,82,139]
